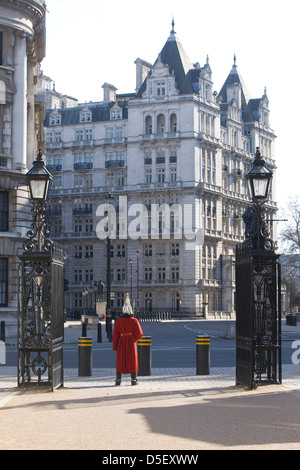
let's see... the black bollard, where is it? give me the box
[97,322,102,343]
[82,319,87,337]
[78,337,92,376]
[0,321,5,343]
[107,320,112,342]
[196,335,210,375]
[138,336,152,376]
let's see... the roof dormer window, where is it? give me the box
[50,111,61,125]
[111,107,122,120]
[80,110,92,123]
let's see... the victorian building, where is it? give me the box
[44,23,277,317]
[0,0,46,336]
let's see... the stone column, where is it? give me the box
[12,32,27,171]
[26,50,38,168]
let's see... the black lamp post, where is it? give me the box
[18,150,64,390]
[236,147,281,389]
[24,149,53,253]
[129,257,133,301]
[105,191,114,341]
[136,249,140,315]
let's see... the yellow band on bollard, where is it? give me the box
[138,339,151,345]
[196,338,210,345]
[78,340,92,346]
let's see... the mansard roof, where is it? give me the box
[44,99,129,126]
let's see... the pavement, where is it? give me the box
[0,321,299,451]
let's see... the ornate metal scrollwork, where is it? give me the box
[32,355,48,377]
[23,202,53,253]
[21,259,51,350]
[241,203,274,253]
[254,350,267,379]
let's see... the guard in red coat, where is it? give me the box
[112,293,143,385]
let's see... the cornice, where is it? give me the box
[0,0,46,24]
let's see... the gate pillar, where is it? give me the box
[18,243,64,391]
[236,252,281,389]
[17,151,64,391]
[235,148,281,389]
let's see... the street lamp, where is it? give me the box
[129,257,133,301]
[105,190,114,341]
[18,150,64,390]
[245,147,273,203]
[24,149,53,253]
[236,147,281,389]
[242,147,274,253]
[136,249,140,315]
[27,149,53,203]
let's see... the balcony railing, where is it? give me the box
[105,160,125,168]
[46,164,62,172]
[72,207,93,215]
[74,162,93,170]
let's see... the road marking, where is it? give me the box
[183,323,217,338]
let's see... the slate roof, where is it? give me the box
[158,33,194,94]
[136,27,195,98]
[44,99,129,126]
[218,60,264,123]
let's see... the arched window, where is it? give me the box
[145,115,152,134]
[170,113,177,132]
[157,114,165,134]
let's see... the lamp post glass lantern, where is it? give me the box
[242,147,275,254]
[27,149,53,202]
[24,150,53,254]
[245,147,273,202]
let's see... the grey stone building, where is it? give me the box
[44,23,277,317]
[0,0,46,336]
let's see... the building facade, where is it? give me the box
[0,0,46,336]
[45,24,277,317]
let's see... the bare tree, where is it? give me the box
[280,197,300,253]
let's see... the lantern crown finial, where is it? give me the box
[37,149,43,161]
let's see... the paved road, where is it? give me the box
[4,320,299,369]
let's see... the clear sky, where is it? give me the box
[42,0,300,218]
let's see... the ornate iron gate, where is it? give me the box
[236,251,282,389]
[18,242,64,391]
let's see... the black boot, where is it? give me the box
[115,372,121,386]
[131,373,137,386]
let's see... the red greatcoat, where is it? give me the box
[112,315,143,374]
